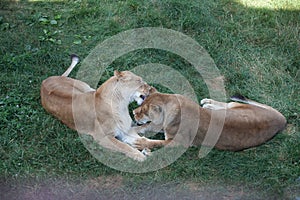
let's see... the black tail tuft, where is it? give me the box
[70,54,79,61]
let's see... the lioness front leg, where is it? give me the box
[90,122,147,162]
[104,136,147,161]
[134,137,172,150]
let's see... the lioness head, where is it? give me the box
[114,70,151,105]
[133,97,163,125]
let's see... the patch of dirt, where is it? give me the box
[86,175,123,190]
[0,177,297,200]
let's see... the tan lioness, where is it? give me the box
[132,89,287,151]
[41,55,152,161]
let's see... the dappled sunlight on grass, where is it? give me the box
[236,0,300,10]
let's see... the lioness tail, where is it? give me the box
[61,54,80,77]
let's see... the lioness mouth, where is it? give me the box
[136,121,151,126]
[140,95,146,100]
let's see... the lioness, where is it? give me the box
[132,89,287,151]
[41,55,151,161]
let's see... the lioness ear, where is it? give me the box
[114,70,127,82]
[150,104,162,113]
[149,87,158,94]
[114,70,122,78]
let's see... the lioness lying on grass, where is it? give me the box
[41,55,151,161]
[133,88,286,151]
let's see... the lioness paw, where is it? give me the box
[142,148,151,156]
[200,98,212,106]
[131,152,147,162]
[133,137,149,150]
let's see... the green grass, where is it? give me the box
[1,0,299,199]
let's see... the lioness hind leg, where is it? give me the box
[201,98,227,110]
[201,98,243,110]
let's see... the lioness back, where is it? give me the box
[41,76,95,129]
[41,76,94,97]
[208,104,286,151]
